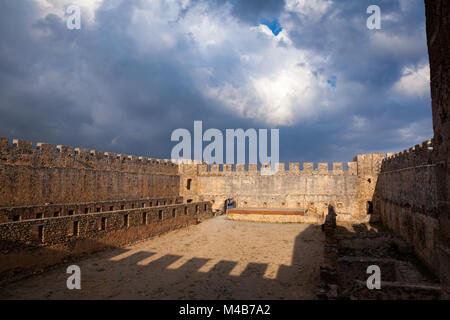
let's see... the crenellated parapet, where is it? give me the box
[381,139,433,172]
[0,137,178,175]
[179,161,357,176]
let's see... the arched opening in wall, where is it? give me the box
[186,179,192,190]
[187,199,193,203]
[367,201,373,214]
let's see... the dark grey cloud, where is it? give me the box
[0,0,433,164]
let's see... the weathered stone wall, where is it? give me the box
[425,0,450,299]
[0,201,212,284]
[179,155,383,222]
[0,196,183,223]
[0,138,180,206]
[374,140,440,274]
[353,153,385,220]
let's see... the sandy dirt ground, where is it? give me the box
[0,216,324,299]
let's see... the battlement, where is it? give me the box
[0,137,178,175]
[381,139,433,172]
[179,161,357,176]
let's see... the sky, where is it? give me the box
[0,0,433,163]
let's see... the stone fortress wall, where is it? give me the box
[424,0,449,298]
[178,153,385,223]
[0,137,212,283]
[0,137,179,207]
[368,0,450,299]
[374,140,439,274]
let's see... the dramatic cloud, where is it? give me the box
[0,0,433,162]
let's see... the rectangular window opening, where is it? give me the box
[186,179,192,190]
[73,221,79,236]
[101,217,106,230]
[142,212,147,225]
[34,225,44,243]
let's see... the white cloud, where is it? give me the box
[396,121,429,144]
[352,115,367,129]
[119,0,336,126]
[393,64,430,98]
[285,0,332,21]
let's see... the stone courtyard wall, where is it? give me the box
[179,153,384,222]
[0,201,212,284]
[0,138,180,206]
[374,140,440,274]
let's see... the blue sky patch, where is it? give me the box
[260,18,282,36]
[327,75,337,88]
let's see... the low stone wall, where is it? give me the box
[226,208,322,224]
[0,201,212,284]
[0,196,183,223]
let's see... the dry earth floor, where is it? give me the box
[0,215,324,299]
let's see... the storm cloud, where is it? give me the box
[0,0,432,163]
